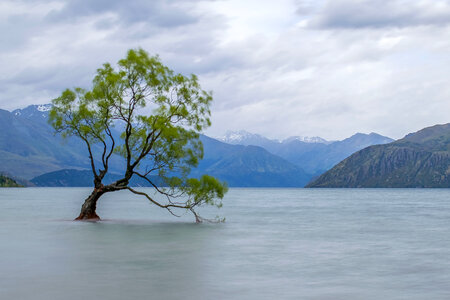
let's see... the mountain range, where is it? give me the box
[307,123,450,188]
[194,136,311,187]
[218,130,393,174]
[1,104,395,187]
[219,130,331,145]
[1,105,312,187]
[1,104,111,179]
[29,136,312,187]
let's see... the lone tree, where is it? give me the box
[49,48,227,222]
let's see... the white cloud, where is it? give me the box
[0,0,449,140]
[312,0,450,29]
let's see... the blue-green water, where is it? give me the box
[1,188,450,299]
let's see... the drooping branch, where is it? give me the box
[126,187,212,222]
[126,187,189,209]
[132,171,182,200]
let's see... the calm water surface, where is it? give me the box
[0,188,449,299]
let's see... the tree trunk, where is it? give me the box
[74,189,104,221]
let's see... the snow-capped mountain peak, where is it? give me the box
[217,130,277,145]
[220,130,257,142]
[217,130,331,145]
[36,104,52,112]
[282,136,330,144]
[12,104,52,120]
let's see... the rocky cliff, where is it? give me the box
[306,124,450,188]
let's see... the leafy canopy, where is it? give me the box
[49,48,227,221]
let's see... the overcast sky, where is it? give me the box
[1,0,450,140]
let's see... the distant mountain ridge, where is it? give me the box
[13,104,52,119]
[283,136,331,144]
[2,104,311,187]
[1,104,396,187]
[307,123,450,188]
[31,169,163,187]
[217,130,393,174]
[194,136,311,187]
[218,130,331,145]
[0,104,124,179]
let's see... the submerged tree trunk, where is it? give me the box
[74,189,104,221]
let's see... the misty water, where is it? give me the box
[1,188,450,299]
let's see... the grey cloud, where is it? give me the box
[1,0,450,141]
[45,0,199,28]
[4,65,89,88]
[2,0,202,54]
[203,21,450,139]
[1,13,45,51]
[0,0,230,111]
[311,0,450,29]
[0,64,94,109]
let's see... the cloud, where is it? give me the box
[45,0,200,28]
[0,0,225,108]
[200,22,450,140]
[0,0,449,141]
[311,0,450,29]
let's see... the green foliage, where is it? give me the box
[49,48,227,217]
[0,175,22,187]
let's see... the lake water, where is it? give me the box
[0,188,450,299]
